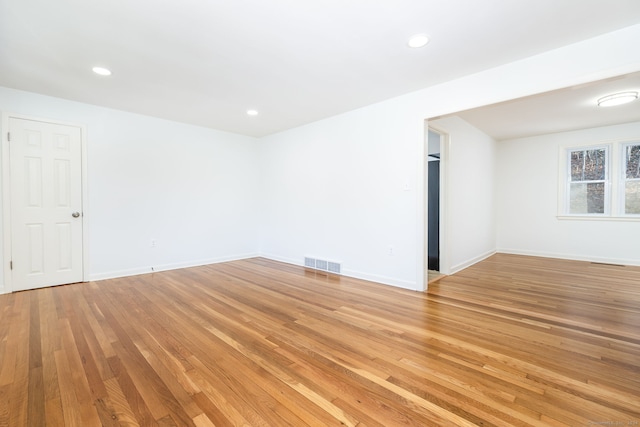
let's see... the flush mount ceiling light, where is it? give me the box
[246,109,259,116]
[407,34,430,48]
[597,91,638,107]
[92,66,112,76]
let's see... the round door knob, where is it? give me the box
[72,212,80,218]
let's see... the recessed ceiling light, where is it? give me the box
[92,66,112,76]
[597,91,638,107]
[246,109,259,116]
[407,34,430,48]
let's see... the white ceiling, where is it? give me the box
[448,71,640,141]
[1,0,640,137]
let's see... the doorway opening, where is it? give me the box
[426,127,446,285]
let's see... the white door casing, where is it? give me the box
[4,116,85,292]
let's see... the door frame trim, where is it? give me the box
[1,113,89,294]
[424,124,450,288]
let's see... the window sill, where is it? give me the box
[557,215,640,222]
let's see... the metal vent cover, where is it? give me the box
[315,259,328,271]
[327,261,341,274]
[304,256,342,275]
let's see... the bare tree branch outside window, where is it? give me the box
[569,148,607,214]
[624,144,640,214]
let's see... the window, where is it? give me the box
[561,141,640,219]
[623,142,640,215]
[567,146,608,215]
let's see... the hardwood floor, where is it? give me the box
[427,270,446,285]
[1,254,639,426]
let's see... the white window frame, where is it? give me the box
[558,139,640,221]
[562,144,611,216]
[620,141,640,217]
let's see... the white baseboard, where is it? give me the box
[449,249,497,274]
[88,252,260,282]
[257,253,301,267]
[259,253,419,291]
[341,269,418,291]
[497,248,640,267]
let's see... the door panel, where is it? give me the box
[9,118,83,291]
[26,223,44,274]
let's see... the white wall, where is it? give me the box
[0,87,260,293]
[429,116,497,273]
[258,102,421,289]
[496,121,640,265]
[427,129,440,156]
[3,24,640,294]
[258,23,640,290]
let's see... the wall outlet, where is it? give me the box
[388,246,394,256]
[150,239,157,248]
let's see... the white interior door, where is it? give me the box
[9,117,84,291]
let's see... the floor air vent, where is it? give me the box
[327,261,341,274]
[304,256,342,274]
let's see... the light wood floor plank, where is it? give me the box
[0,253,639,426]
